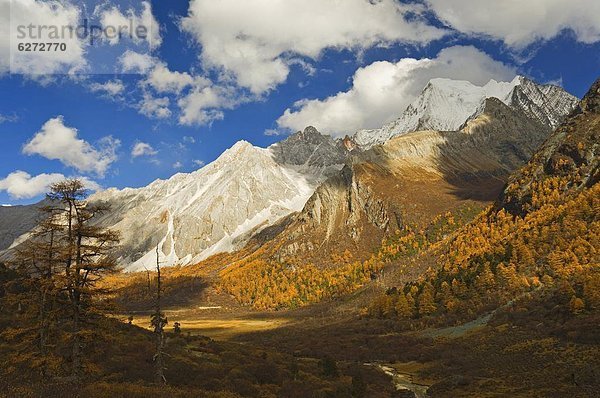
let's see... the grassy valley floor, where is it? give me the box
[103,277,599,398]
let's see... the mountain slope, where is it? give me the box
[271,98,553,265]
[0,201,48,252]
[87,129,346,271]
[0,128,348,272]
[353,76,578,149]
[501,79,600,215]
[370,77,600,324]
[270,126,349,169]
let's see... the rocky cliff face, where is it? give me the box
[270,98,555,265]
[500,78,600,216]
[0,200,49,252]
[270,126,349,170]
[277,162,399,259]
[509,77,579,129]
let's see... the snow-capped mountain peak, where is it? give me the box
[85,127,347,271]
[353,76,578,149]
[0,78,577,272]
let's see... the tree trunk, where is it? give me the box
[71,222,83,380]
[153,246,166,385]
[71,299,81,380]
[38,288,47,356]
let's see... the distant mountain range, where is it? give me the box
[0,76,579,271]
[352,76,578,148]
[246,96,567,266]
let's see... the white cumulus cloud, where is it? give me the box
[177,82,241,126]
[131,141,158,158]
[143,61,241,125]
[97,0,161,49]
[139,92,172,119]
[1,0,87,75]
[146,64,194,94]
[181,0,446,94]
[118,50,155,73]
[23,116,120,177]
[117,51,230,123]
[0,170,99,199]
[276,46,516,137]
[0,171,65,199]
[426,0,600,49]
[89,79,125,96]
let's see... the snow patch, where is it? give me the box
[127,209,181,272]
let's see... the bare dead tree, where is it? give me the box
[142,265,152,293]
[151,245,167,385]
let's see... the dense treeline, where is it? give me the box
[219,205,481,310]
[369,175,600,322]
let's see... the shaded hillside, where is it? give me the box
[370,78,600,325]
[266,98,552,267]
[501,78,600,216]
[193,98,566,310]
[0,200,49,253]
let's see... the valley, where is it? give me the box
[3,1,600,396]
[1,75,598,397]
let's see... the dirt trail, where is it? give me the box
[421,312,493,339]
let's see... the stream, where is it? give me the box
[365,363,429,397]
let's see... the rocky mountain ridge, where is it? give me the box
[500,77,600,216]
[353,76,578,149]
[87,130,348,271]
[0,76,579,271]
[265,97,559,265]
[0,128,349,271]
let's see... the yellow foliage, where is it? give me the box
[370,174,600,320]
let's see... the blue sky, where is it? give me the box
[1,0,599,205]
